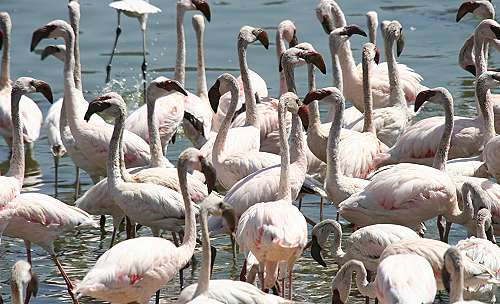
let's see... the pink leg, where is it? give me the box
[24,240,32,264]
[287,269,292,300]
[51,255,79,304]
[258,263,265,291]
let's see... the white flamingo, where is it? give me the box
[31,19,151,183]
[366,11,377,45]
[315,0,426,109]
[442,246,500,304]
[177,199,290,304]
[236,92,308,299]
[0,12,42,149]
[75,147,207,304]
[1,261,38,304]
[330,254,436,304]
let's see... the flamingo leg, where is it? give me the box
[319,197,324,221]
[125,217,135,239]
[258,263,265,291]
[109,225,117,249]
[336,210,339,221]
[99,215,106,235]
[443,221,452,244]
[280,277,285,297]
[54,155,59,197]
[365,270,371,304]
[239,258,247,281]
[105,10,122,83]
[155,290,160,304]
[287,269,292,300]
[51,255,79,304]
[171,232,185,290]
[230,233,236,259]
[298,197,302,210]
[74,166,80,198]
[437,215,445,241]
[140,25,148,105]
[24,240,32,265]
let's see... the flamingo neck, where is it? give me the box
[362,52,375,134]
[289,110,306,172]
[447,182,474,226]
[175,5,186,86]
[193,208,211,298]
[277,100,291,200]
[177,158,197,269]
[308,64,316,91]
[6,90,24,184]
[432,93,454,171]
[304,64,321,127]
[10,279,23,304]
[448,263,465,303]
[147,92,166,168]
[384,35,406,108]
[368,21,377,45]
[476,78,495,144]
[347,261,376,298]
[238,39,258,128]
[326,96,343,182]
[282,60,297,93]
[69,2,82,91]
[474,34,487,78]
[61,25,83,127]
[108,111,125,188]
[213,81,239,165]
[194,19,208,102]
[327,46,346,120]
[276,29,287,96]
[0,23,10,88]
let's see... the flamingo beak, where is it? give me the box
[491,24,500,40]
[414,89,436,112]
[289,30,299,47]
[85,96,112,122]
[158,79,187,96]
[396,31,405,57]
[332,289,345,304]
[302,51,326,74]
[184,111,205,138]
[465,65,476,76]
[32,80,54,103]
[456,2,478,22]
[25,272,39,303]
[0,30,3,50]
[298,105,309,131]
[193,0,211,22]
[344,25,367,37]
[303,89,331,105]
[209,245,217,276]
[208,79,221,113]
[200,157,216,194]
[31,24,56,52]
[253,28,269,49]
[310,235,327,267]
[41,45,59,61]
[374,47,380,64]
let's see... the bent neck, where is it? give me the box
[238,39,258,127]
[384,36,405,107]
[449,264,465,302]
[476,82,495,144]
[10,280,23,304]
[213,83,239,164]
[0,24,10,88]
[6,91,24,183]
[147,91,166,167]
[193,208,211,297]
[277,101,291,200]
[433,94,453,171]
[362,53,375,134]
[175,5,186,86]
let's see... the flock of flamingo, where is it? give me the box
[0,0,499,303]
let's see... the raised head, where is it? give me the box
[147,77,187,101]
[316,0,334,34]
[456,1,495,22]
[31,20,73,52]
[40,44,66,61]
[476,71,500,92]
[192,14,205,32]
[12,77,53,103]
[329,24,367,53]
[303,87,344,106]
[280,92,301,115]
[278,20,298,47]
[0,12,11,50]
[178,147,216,193]
[178,0,211,21]
[363,42,380,64]
[381,20,405,57]
[280,43,326,74]
[208,73,239,113]
[84,92,126,121]
[474,19,500,41]
[239,26,269,49]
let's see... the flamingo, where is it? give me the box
[0,261,38,304]
[315,0,426,109]
[209,73,281,190]
[176,199,290,304]
[31,19,151,183]
[330,254,436,304]
[339,87,477,239]
[366,11,377,45]
[105,0,161,101]
[75,147,209,304]
[310,220,419,273]
[236,92,308,299]
[442,247,500,304]
[0,12,42,149]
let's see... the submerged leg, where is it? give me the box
[443,221,452,244]
[74,166,80,198]
[319,197,324,222]
[105,11,122,83]
[54,155,59,197]
[51,255,79,304]
[141,27,148,105]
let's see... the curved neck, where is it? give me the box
[176,158,197,268]
[448,184,474,225]
[433,94,453,171]
[308,64,316,91]
[330,222,345,260]
[175,5,186,86]
[362,53,375,134]
[10,280,23,304]
[194,20,208,102]
[69,4,82,91]
[0,24,10,88]
[449,265,465,302]
[277,101,291,200]
[238,39,258,127]
[476,82,495,144]
[147,92,165,167]
[6,91,24,183]
[193,208,211,297]
[474,34,487,79]
[276,29,287,96]
[337,261,376,299]
[326,97,343,182]
[384,35,405,107]
[213,83,239,164]
[108,111,125,187]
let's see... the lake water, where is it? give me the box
[0,0,498,303]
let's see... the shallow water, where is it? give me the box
[0,0,499,303]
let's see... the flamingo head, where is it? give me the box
[331,261,358,304]
[178,148,217,194]
[12,77,53,104]
[40,44,66,62]
[381,20,405,57]
[279,43,326,74]
[456,1,494,22]
[239,26,269,49]
[363,42,380,65]
[280,92,301,115]
[278,20,298,47]
[179,0,211,22]
[329,24,367,54]
[208,73,239,113]
[201,200,236,233]
[315,0,334,34]
[0,12,12,51]
[31,20,72,52]
[303,87,344,107]
[476,71,500,94]
[475,19,500,42]
[10,261,38,304]
[150,77,188,99]
[85,92,126,122]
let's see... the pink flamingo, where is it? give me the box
[75,147,210,304]
[0,12,42,149]
[236,93,308,299]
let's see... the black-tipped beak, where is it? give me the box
[303,51,326,74]
[332,289,344,304]
[298,105,309,131]
[303,89,331,105]
[396,33,405,57]
[414,89,436,112]
[184,111,205,138]
[490,25,500,40]
[456,2,478,22]
[311,235,327,267]
[158,79,187,96]
[321,18,333,34]
[210,245,217,276]
[208,79,221,113]
[85,96,112,122]
[200,157,216,194]
[374,47,380,64]
[441,267,451,293]
[192,0,211,22]
[25,272,39,303]
[0,30,3,51]
[289,31,299,47]
[32,80,53,103]
[31,24,55,52]
[344,25,367,37]
[41,46,58,61]
[465,65,476,76]
[254,29,269,49]
[222,206,237,234]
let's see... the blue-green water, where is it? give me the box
[0,0,498,303]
